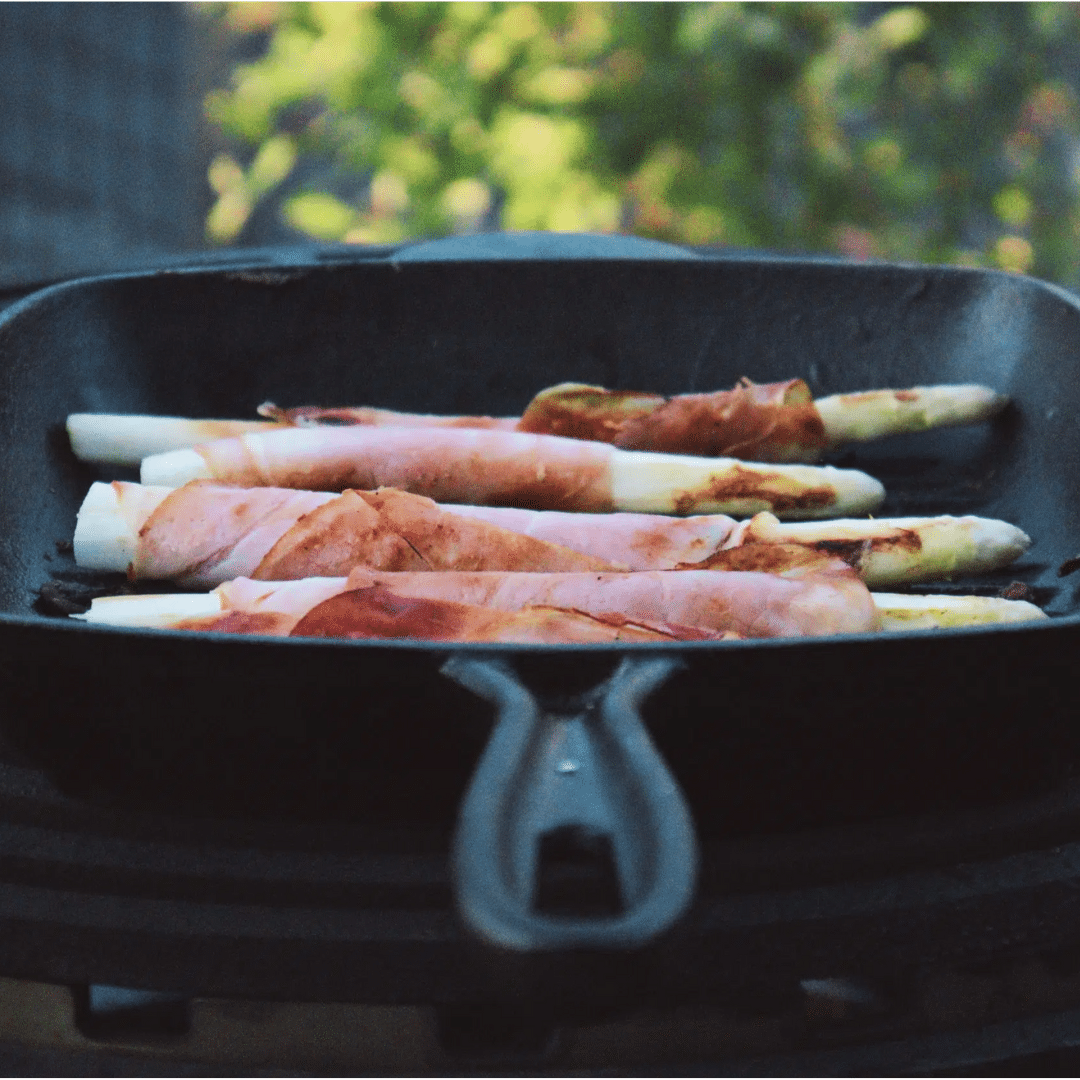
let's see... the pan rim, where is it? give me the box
[5,606,1073,651]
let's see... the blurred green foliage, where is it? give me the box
[201,1,1080,285]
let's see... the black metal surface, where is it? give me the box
[0,237,1079,1020]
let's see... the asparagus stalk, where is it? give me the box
[66,414,278,467]
[73,587,1047,633]
[814,385,1008,445]
[65,385,1007,467]
[873,593,1046,630]
[731,512,1030,588]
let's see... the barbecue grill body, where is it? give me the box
[0,243,1078,1010]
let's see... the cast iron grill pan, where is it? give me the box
[0,237,1079,995]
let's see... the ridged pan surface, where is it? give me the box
[0,247,1078,834]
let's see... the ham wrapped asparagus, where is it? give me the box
[74,560,883,640]
[68,380,1008,465]
[75,481,1032,589]
[73,565,1047,643]
[139,426,885,519]
[515,380,1008,460]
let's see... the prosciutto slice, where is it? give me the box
[288,587,727,644]
[516,379,828,461]
[89,481,615,587]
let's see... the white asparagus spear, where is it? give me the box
[73,583,1047,633]
[65,385,1007,466]
[66,414,278,467]
[814,385,1008,444]
[137,427,885,519]
[873,593,1047,630]
[726,512,1031,588]
[73,482,1030,589]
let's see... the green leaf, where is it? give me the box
[282,192,357,239]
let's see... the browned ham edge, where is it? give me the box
[517,379,829,461]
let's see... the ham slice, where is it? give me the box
[443,503,738,569]
[288,587,728,644]
[140,426,885,519]
[516,379,829,461]
[128,482,337,586]
[81,481,616,587]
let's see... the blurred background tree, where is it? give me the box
[199,1,1080,286]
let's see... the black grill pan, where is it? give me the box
[1,234,1079,976]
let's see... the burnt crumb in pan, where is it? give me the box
[999,581,1036,602]
[1058,555,1080,577]
[35,574,136,617]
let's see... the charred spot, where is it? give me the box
[814,529,921,564]
[674,465,837,514]
[689,543,837,574]
[1058,555,1080,577]
[673,492,698,516]
[1000,581,1036,602]
[769,486,835,512]
[813,538,872,568]
[894,390,919,402]
[873,528,922,553]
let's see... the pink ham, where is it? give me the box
[129,481,334,587]
[444,504,738,569]
[170,426,615,511]
[288,587,728,644]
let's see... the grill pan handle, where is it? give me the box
[442,655,697,951]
